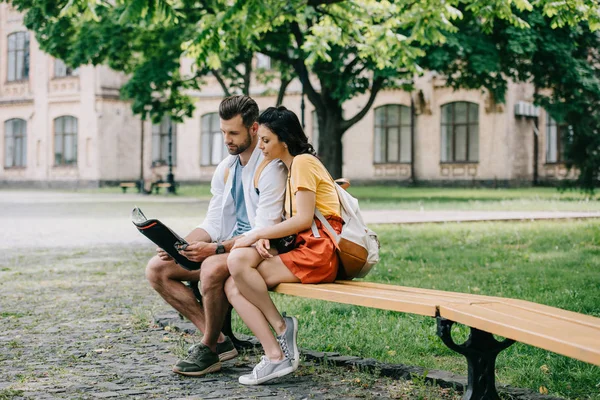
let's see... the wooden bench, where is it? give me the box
[218,280,600,400]
[151,181,178,194]
[119,181,139,193]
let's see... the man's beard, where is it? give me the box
[228,132,252,155]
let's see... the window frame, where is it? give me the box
[54,59,78,78]
[440,101,479,163]
[200,112,227,166]
[54,116,78,166]
[545,115,569,164]
[151,116,177,167]
[7,31,30,82]
[4,118,27,169]
[373,104,412,164]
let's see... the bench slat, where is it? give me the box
[440,302,600,366]
[274,283,438,316]
[341,281,600,330]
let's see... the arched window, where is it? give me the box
[54,116,78,165]
[7,32,30,82]
[441,102,479,162]
[546,116,569,163]
[374,104,412,163]
[152,116,177,166]
[311,110,319,153]
[4,119,26,168]
[201,112,226,166]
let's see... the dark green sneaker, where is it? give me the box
[173,343,221,376]
[216,336,238,362]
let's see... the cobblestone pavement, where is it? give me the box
[0,246,460,400]
[0,190,463,399]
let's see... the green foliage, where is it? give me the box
[421,8,600,192]
[7,0,600,182]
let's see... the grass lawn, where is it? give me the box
[230,219,600,399]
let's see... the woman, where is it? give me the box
[225,106,343,385]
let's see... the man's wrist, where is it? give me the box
[215,241,226,254]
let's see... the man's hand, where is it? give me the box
[179,241,216,262]
[156,247,173,261]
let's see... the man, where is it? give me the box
[145,95,287,376]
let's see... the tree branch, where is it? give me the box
[341,76,386,131]
[276,77,292,106]
[290,21,323,110]
[308,0,345,6]
[211,70,232,97]
[243,58,252,96]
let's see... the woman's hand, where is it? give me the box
[255,239,274,259]
[232,233,259,249]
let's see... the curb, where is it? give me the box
[155,312,561,400]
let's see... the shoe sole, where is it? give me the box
[288,316,299,370]
[172,361,222,377]
[218,348,239,362]
[238,365,295,385]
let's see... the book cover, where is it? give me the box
[131,207,201,271]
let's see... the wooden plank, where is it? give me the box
[342,281,600,330]
[439,302,600,366]
[273,283,438,316]
[337,280,502,303]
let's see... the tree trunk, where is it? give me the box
[316,105,345,179]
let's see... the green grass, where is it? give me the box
[231,219,600,399]
[346,186,600,211]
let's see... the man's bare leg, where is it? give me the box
[145,229,209,334]
[199,254,231,352]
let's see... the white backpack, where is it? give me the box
[314,182,380,279]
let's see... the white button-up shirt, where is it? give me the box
[198,145,287,242]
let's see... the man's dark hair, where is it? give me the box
[219,95,259,128]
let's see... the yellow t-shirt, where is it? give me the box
[284,154,341,218]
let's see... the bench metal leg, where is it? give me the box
[436,317,515,400]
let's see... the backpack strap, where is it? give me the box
[253,158,272,195]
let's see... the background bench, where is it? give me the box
[119,181,140,193]
[217,280,600,400]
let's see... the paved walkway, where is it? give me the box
[0,189,579,399]
[1,190,598,249]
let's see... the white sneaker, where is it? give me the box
[238,356,295,385]
[278,313,299,369]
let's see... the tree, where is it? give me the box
[9,0,600,178]
[421,8,600,191]
[164,0,600,177]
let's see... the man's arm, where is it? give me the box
[197,158,230,242]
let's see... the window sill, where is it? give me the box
[3,166,26,170]
[51,76,79,80]
[53,164,78,168]
[373,162,412,165]
[544,162,566,166]
[5,79,29,84]
[440,161,479,165]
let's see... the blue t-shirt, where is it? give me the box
[231,158,252,237]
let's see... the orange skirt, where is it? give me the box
[279,215,343,284]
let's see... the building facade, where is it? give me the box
[0,4,573,188]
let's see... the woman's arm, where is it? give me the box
[233,189,316,248]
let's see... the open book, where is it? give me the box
[131,207,201,271]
